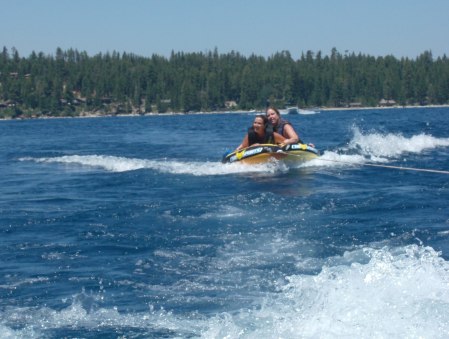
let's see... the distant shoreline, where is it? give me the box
[1,104,449,121]
[319,104,449,111]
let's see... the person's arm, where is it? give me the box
[273,132,286,145]
[282,124,300,144]
[236,135,249,151]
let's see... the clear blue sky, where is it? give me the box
[1,0,448,60]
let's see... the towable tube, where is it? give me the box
[222,143,319,165]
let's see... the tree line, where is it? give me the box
[0,47,448,118]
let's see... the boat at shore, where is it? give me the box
[298,108,320,115]
[222,143,319,165]
[279,107,320,115]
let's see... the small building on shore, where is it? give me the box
[379,99,397,107]
[225,100,238,109]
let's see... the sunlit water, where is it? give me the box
[1,107,449,338]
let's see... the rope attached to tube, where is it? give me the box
[281,151,449,175]
[316,157,449,175]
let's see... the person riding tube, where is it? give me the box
[266,106,303,144]
[236,115,286,151]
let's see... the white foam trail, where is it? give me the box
[19,129,449,174]
[301,151,388,168]
[350,127,449,157]
[302,128,449,169]
[19,155,285,176]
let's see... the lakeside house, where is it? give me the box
[0,99,17,108]
[225,100,238,109]
[379,99,397,107]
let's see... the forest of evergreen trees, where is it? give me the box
[0,47,448,118]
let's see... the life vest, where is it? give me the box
[247,124,274,145]
[274,118,291,137]
[273,119,304,144]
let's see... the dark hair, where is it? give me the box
[255,114,269,125]
[266,106,281,117]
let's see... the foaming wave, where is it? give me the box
[302,127,449,169]
[0,295,205,338]
[301,151,387,168]
[0,325,37,339]
[202,245,449,338]
[20,155,284,176]
[2,246,448,338]
[349,127,449,157]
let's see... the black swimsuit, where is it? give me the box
[247,125,274,145]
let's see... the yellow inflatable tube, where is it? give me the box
[222,143,319,165]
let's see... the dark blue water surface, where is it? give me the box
[1,107,449,338]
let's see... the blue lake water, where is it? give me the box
[1,107,449,338]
